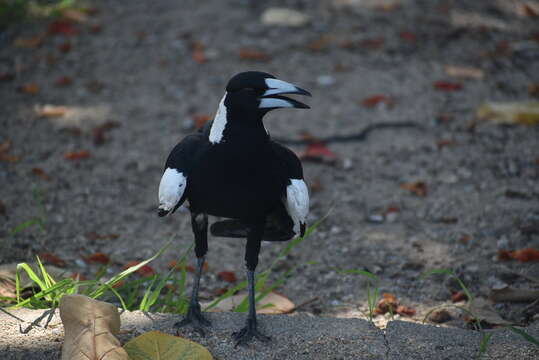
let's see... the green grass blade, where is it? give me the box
[508,326,539,346]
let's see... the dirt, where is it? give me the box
[1,0,539,331]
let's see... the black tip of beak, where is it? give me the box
[295,87,312,97]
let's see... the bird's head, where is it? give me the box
[208,71,311,144]
[224,71,311,115]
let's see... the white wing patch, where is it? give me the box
[283,179,309,235]
[158,168,187,213]
[209,92,228,144]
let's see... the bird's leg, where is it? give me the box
[175,213,211,335]
[233,223,271,346]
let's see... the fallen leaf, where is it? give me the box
[70,272,88,281]
[239,48,271,62]
[444,65,484,80]
[60,295,128,360]
[89,23,102,34]
[399,31,417,42]
[299,142,338,164]
[122,261,155,277]
[308,34,333,52]
[436,139,455,149]
[35,105,68,117]
[0,72,15,82]
[192,41,207,64]
[14,34,46,48]
[529,84,539,98]
[202,291,295,314]
[64,150,91,160]
[511,248,539,262]
[83,252,110,264]
[17,83,39,95]
[400,181,428,197]
[361,94,395,108]
[0,140,19,162]
[375,293,399,314]
[192,114,211,130]
[376,1,401,11]
[61,9,87,23]
[396,304,416,317]
[85,232,119,241]
[467,298,513,326]
[217,271,237,283]
[124,331,212,360]
[93,121,121,145]
[519,2,539,17]
[360,37,384,49]
[428,309,452,323]
[451,290,468,303]
[86,80,105,93]
[48,20,79,36]
[260,8,310,27]
[433,81,463,91]
[31,168,52,181]
[38,252,66,267]
[476,102,539,125]
[498,249,512,261]
[57,42,72,53]
[490,286,539,303]
[55,76,73,87]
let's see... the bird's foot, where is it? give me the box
[232,318,270,347]
[174,303,211,337]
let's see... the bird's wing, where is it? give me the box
[158,133,208,216]
[270,141,309,236]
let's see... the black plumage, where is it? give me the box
[158,71,310,345]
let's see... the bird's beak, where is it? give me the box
[259,78,311,109]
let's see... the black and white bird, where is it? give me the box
[158,71,310,345]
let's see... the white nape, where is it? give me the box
[209,92,228,144]
[283,178,309,234]
[259,98,294,109]
[264,78,298,96]
[158,168,187,212]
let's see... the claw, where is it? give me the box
[233,318,270,347]
[174,303,211,336]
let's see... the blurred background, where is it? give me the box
[1,0,538,329]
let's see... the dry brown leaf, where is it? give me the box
[451,290,468,303]
[64,150,91,160]
[83,252,111,264]
[476,102,539,125]
[375,293,398,314]
[17,83,39,95]
[60,295,128,360]
[38,252,66,267]
[239,48,271,62]
[217,271,237,283]
[192,41,207,64]
[511,248,539,262]
[31,167,51,181]
[400,181,428,197]
[55,76,73,87]
[490,286,539,303]
[35,105,68,118]
[202,291,294,314]
[0,140,19,162]
[444,65,484,80]
[467,298,513,326]
[14,34,46,48]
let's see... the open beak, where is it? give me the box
[259,78,311,109]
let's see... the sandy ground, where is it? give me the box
[1,0,539,330]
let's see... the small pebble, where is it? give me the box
[367,214,385,224]
[316,75,336,87]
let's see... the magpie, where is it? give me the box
[158,71,310,345]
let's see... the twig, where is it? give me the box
[0,307,25,322]
[273,121,423,145]
[19,307,56,334]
